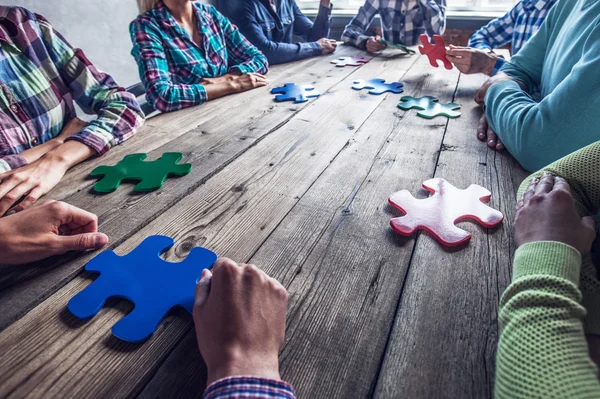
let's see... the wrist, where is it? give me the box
[228,79,241,93]
[484,53,498,76]
[206,354,281,386]
[44,140,93,170]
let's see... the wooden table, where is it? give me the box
[0,46,527,398]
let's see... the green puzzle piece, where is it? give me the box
[90,152,192,193]
[397,96,461,119]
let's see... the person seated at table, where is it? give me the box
[223,0,336,65]
[341,0,446,53]
[447,0,558,75]
[193,257,296,398]
[0,201,109,264]
[131,0,269,113]
[496,142,600,397]
[474,0,600,171]
[0,6,144,216]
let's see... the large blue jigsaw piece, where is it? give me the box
[271,83,320,103]
[67,235,217,343]
[352,79,404,95]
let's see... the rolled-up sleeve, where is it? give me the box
[38,16,144,155]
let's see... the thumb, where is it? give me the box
[195,268,213,308]
[57,232,109,253]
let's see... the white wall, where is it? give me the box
[3,1,143,87]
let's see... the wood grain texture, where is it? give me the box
[374,68,529,398]
[0,47,360,332]
[0,51,420,399]
[138,55,461,399]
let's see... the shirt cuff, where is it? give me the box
[204,376,296,399]
[0,154,28,173]
[513,241,582,286]
[491,57,506,76]
[307,41,322,56]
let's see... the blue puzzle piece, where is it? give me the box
[271,83,320,103]
[67,235,217,343]
[352,79,404,95]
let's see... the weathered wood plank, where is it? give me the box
[137,56,462,398]
[0,52,420,398]
[374,70,529,398]
[0,47,361,332]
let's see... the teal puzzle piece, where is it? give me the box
[397,96,461,119]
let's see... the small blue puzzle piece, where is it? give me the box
[352,79,404,95]
[271,83,320,103]
[67,235,217,343]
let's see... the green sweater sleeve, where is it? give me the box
[485,13,600,172]
[495,241,600,399]
[517,141,600,334]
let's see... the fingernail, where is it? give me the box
[94,233,109,248]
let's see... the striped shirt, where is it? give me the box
[0,7,144,173]
[341,0,446,48]
[130,1,268,113]
[204,376,296,399]
[468,0,558,73]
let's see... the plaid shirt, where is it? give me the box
[204,377,296,399]
[0,7,144,173]
[341,0,446,48]
[130,1,269,113]
[468,0,558,73]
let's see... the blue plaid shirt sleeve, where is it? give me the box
[204,376,296,399]
[341,0,379,49]
[210,7,269,76]
[418,0,446,36]
[468,6,517,50]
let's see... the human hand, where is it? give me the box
[0,150,72,215]
[230,73,269,93]
[366,35,387,53]
[475,71,525,106]
[515,173,597,254]
[193,258,288,385]
[0,200,108,264]
[446,45,497,75]
[477,114,504,150]
[316,38,337,55]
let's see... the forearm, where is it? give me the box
[263,41,322,65]
[204,81,241,101]
[44,140,95,170]
[496,242,600,398]
[485,77,600,171]
[517,141,600,217]
[306,4,332,42]
[341,23,370,48]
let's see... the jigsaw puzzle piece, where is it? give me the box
[388,178,503,246]
[330,56,371,67]
[352,79,404,95]
[67,235,217,342]
[133,153,192,192]
[90,154,147,193]
[397,96,461,119]
[68,236,175,319]
[271,83,320,103]
[418,34,452,70]
[389,190,472,244]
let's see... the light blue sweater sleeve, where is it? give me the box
[485,2,600,172]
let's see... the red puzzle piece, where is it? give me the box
[418,34,452,70]
[388,178,503,246]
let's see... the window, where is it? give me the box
[298,0,518,13]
